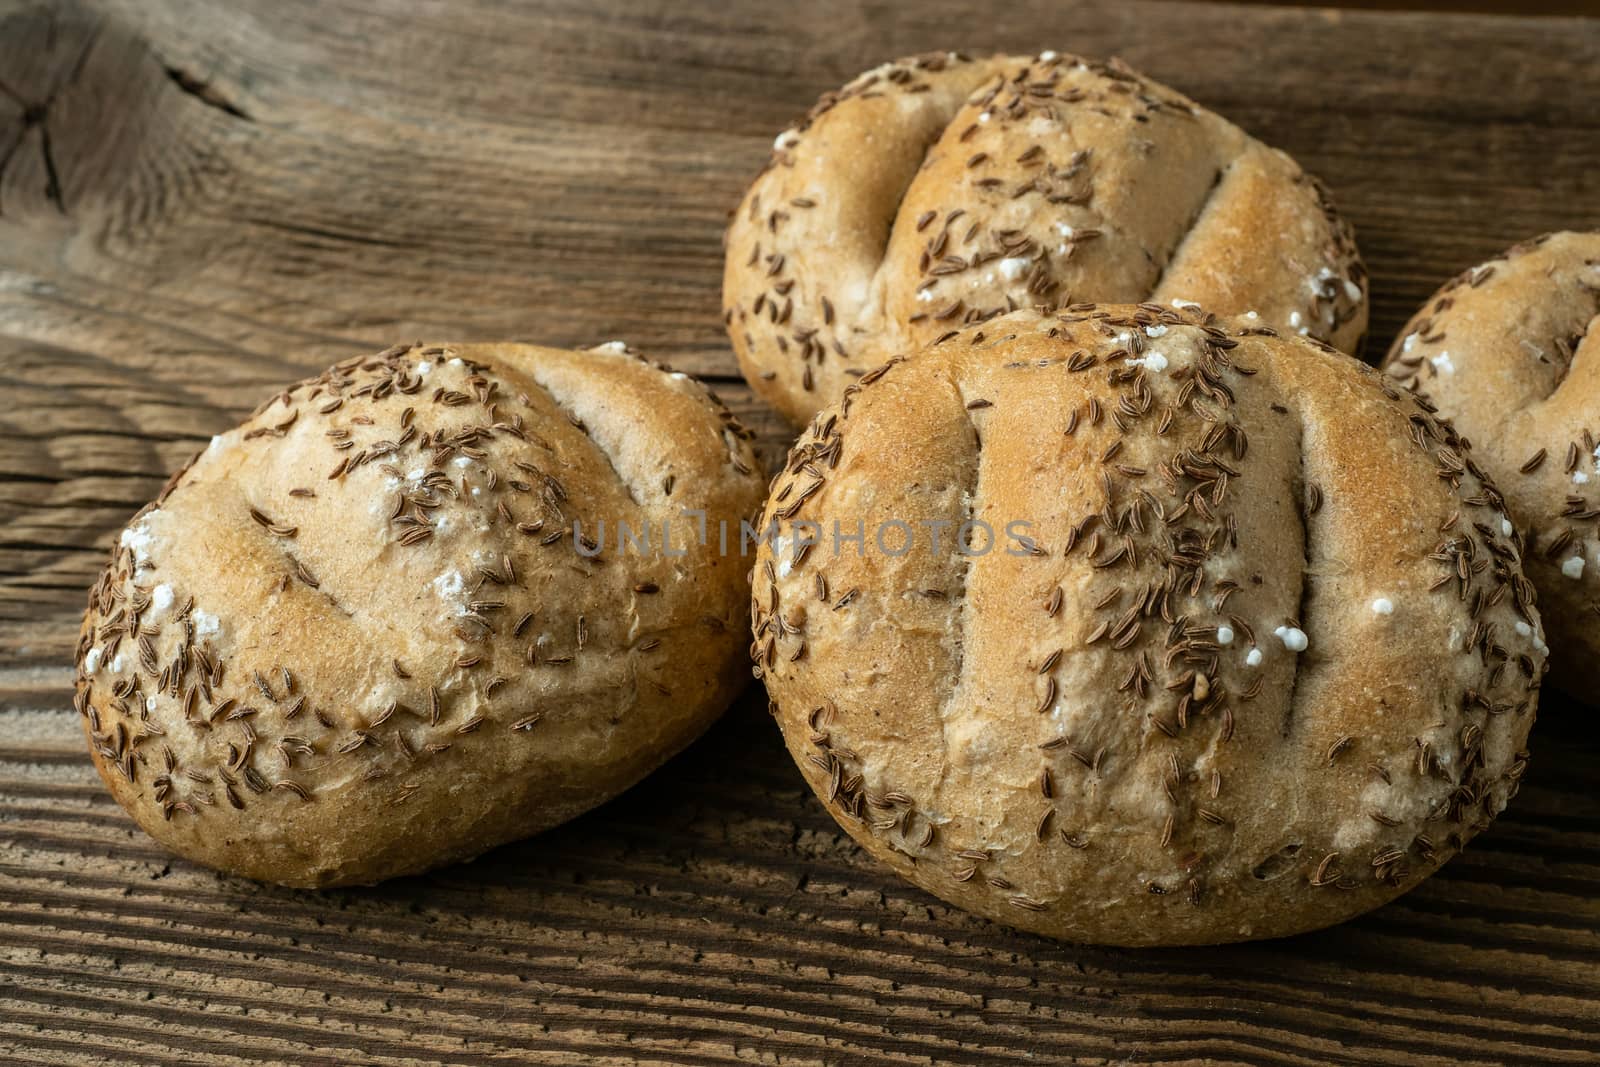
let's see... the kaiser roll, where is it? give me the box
[752,305,1541,946]
[76,341,765,887]
[1383,231,1600,693]
[724,51,1368,426]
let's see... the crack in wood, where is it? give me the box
[163,65,254,123]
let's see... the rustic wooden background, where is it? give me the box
[2,0,1598,1063]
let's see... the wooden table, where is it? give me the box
[2,0,1598,1062]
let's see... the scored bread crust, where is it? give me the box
[1383,232,1600,693]
[724,51,1368,427]
[75,342,766,888]
[752,305,1540,946]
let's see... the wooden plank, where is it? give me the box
[3,679,1599,1064]
[1,0,1598,1062]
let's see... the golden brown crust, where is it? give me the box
[724,52,1368,426]
[1382,232,1600,693]
[74,341,766,888]
[752,305,1540,946]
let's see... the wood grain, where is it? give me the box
[1,0,1598,1062]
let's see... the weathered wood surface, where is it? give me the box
[1,0,1598,1062]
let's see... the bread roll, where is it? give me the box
[752,305,1541,945]
[724,51,1368,426]
[1383,232,1599,692]
[75,341,765,887]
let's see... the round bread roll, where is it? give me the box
[724,51,1368,427]
[75,341,765,887]
[1383,232,1600,692]
[752,305,1541,946]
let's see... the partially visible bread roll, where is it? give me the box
[753,305,1540,946]
[1383,232,1600,692]
[75,341,765,887]
[724,51,1368,426]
